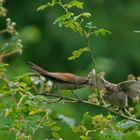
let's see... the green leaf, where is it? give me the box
[74,12,91,21]
[123,131,140,140]
[80,136,88,140]
[37,0,57,11]
[52,132,60,139]
[37,4,47,11]
[4,108,12,117]
[68,47,90,61]
[0,63,9,76]
[80,12,91,18]
[85,22,97,29]
[64,0,84,9]
[51,126,61,131]
[79,12,91,18]
[63,20,75,30]
[94,28,111,36]
[29,108,44,116]
[134,30,140,33]
[57,114,75,128]
[54,12,74,26]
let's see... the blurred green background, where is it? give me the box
[2,0,140,139]
[5,0,140,82]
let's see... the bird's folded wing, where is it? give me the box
[29,62,87,84]
[118,80,140,99]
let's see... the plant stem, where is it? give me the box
[58,0,102,102]
[85,37,102,102]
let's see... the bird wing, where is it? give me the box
[117,80,140,99]
[29,62,87,84]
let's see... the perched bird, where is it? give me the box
[88,70,140,108]
[29,62,89,90]
[104,80,140,107]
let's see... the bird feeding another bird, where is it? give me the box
[29,62,140,109]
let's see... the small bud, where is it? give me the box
[45,80,54,92]
[5,43,9,46]
[137,76,140,81]
[11,22,16,26]
[31,76,41,85]
[128,107,135,113]
[18,39,22,42]
[6,18,11,22]
[127,74,136,80]
[40,76,45,82]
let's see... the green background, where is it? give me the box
[1,0,140,139]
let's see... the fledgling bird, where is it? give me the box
[29,62,89,90]
[88,70,140,108]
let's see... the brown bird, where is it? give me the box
[29,62,89,90]
[29,62,140,109]
[88,70,140,108]
[103,80,140,107]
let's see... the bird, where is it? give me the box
[29,62,140,109]
[103,80,140,107]
[88,70,140,108]
[29,62,89,90]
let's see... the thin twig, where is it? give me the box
[86,38,102,102]
[38,93,140,124]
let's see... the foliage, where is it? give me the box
[74,112,140,140]
[0,1,22,63]
[0,0,140,140]
[38,0,111,61]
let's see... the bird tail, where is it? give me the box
[28,62,48,77]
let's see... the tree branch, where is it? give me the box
[37,93,140,124]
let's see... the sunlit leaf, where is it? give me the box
[29,108,44,115]
[57,114,75,128]
[134,30,140,33]
[54,12,74,26]
[4,108,12,117]
[94,28,111,36]
[68,47,90,60]
[64,0,84,9]
[0,63,9,76]
[74,12,91,22]
[52,132,60,139]
[80,136,88,140]
[37,4,47,11]
[83,112,89,119]
[51,126,61,131]
[123,131,140,140]
[37,0,57,11]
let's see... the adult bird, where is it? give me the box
[29,62,89,90]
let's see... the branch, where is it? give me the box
[37,93,140,124]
